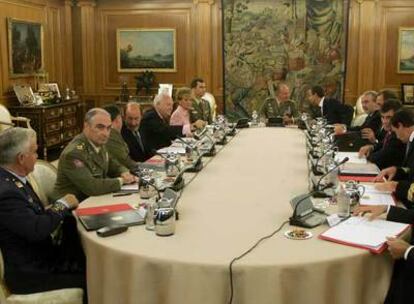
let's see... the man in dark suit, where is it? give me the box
[359,99,405,169]
[140,94,191,158]
[353,204,414,304]
[374,109,414,208]
[308,85,349,125]
[0,128,86,300]
[121,102,149,162]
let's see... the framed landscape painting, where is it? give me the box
[8,18,43,77]
[398,27,414,74]
[117,28,176,72]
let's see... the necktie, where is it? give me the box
[382,132,391,148]
[404,140,412,166]
[134,131,145,152]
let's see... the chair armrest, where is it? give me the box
[0,120,14,127]
[7,288,83,304]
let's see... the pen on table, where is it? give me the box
[113,192,133,197]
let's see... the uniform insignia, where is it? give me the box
[73,159,85,168]
[15,181,24,188]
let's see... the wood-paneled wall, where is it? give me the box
[345,0,414,103]
[1,0,413,110]
[73,0,223,111]
[0,0,73,107]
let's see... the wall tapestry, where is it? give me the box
[117,28,176,72]
[223,0,349,119]
[8,18,43,77]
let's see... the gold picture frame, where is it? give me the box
[7,18,44,77]
[117,28,177,73]
[397,27,414,74]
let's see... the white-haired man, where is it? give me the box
[140,94,192,157]
[0,127,86,299]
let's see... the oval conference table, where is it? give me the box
[78,127,393,304]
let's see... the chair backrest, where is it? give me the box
[28,160,58,206]
[351,94,368,127]
[203,92,217,120]
[0,104,13,132]
[0,249,10,301]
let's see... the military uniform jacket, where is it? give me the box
[107,129,138,171]
[0,167,66,274]
[260,98,299,119]
[53,133,128,202]
[190,97,212,124]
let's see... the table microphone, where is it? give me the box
[289,183,333,227]
[313,157,349,198]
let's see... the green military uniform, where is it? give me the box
[260,98,299,120]
[190,97,212,124]
[106,129,138,171]
[52,133,128,202]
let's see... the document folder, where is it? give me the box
[319,217,409,254]
[75,203,145,231]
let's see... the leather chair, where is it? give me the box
[0,249,83,304]
[27,160,58,207]
[0,104,31,132]
[202,92,217,121]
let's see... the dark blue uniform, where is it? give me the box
[0,167,86,298]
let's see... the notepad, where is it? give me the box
[339,163,380,176]
[319,217,409,253]
[335,152,367,164]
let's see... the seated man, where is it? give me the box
[190,77,212,124]
[104,105,138,171]
[140,93,190,157]
[353,204,414,304]
[336,91,381,136]
[260,82,299,125]
[53,108,137,202]
[0,128,86,300]
[308,85,349,125]
[170,87,205,129]
[121,102,149,162]
[374,109,414,208]
[359,99,405,169]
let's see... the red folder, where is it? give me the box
[75,203,132,216]
[338,175,376,182]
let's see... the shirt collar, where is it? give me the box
[87,140,101,153]
[409,130,414,143]
[319,96,325,108]
[4,168,27,184]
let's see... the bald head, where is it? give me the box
[125,102,142,132]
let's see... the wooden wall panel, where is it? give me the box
[73,0,224,110]
[0,0,74,106]
[345,0,414,104]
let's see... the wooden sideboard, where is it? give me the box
[9,99,84,160]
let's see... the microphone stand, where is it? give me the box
[312,157,349,198]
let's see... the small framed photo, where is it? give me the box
[397,27,414,74]
[401,83,414,105]
[38,83,61,98]
[13,85,35,105]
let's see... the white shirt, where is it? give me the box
[319,97,325,115]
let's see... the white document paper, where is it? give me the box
[335,152,367,164]
[359,184,395,206]
[321,217,408,250]
[120,183,139,192]
[157,147,186,155]
[339,162,380,175]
